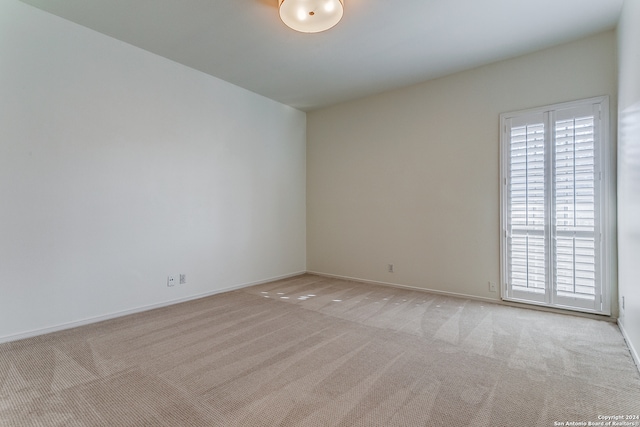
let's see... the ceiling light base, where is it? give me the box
[278,0,344,33]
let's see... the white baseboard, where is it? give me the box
[0,271,306,345]
[2,269,621,346]
[306,270,501,303]
[306,270,617,323]
[618,319,640,374]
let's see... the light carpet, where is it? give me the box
[1,274,639,426]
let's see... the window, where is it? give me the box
[500,97,612,314]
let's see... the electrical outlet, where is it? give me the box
[167,275,175,287]
[622,296,625,310]
[489,281,497,292]
[179,274,186,285]
[388,264,394,273]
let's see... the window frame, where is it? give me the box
[499,96,613,315]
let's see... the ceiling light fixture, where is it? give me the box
[278,0,344,33]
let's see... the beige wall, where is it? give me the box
[307,31,617,304]
[617,0,640,365]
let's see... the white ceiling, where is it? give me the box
[20,0,623,111]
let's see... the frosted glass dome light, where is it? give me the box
[278,0,344,33]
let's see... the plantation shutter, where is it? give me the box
[506,114,547,303]
[500,97,610,314]
[553,105,600,310]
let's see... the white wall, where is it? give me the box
[308,32,617,306]
[0,0,306,342]
[617,0,640,365]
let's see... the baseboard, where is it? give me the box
[306,271,501,303]
[306,270,617,323]
[0,271,306,345]
[2,269,618,345]
[618,319,640,374]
